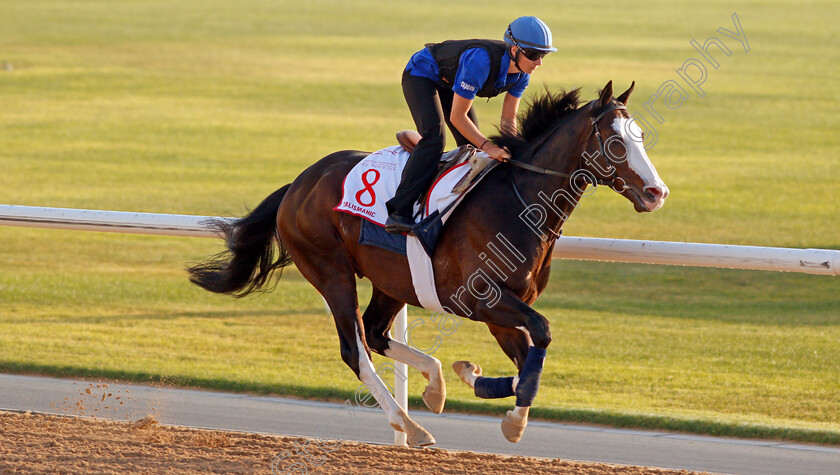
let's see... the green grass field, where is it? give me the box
[1,0,838,443]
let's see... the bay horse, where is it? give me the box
[188,81,668,446]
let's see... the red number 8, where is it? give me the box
[355,169,380,207]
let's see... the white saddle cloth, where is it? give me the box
[335,145,487,311]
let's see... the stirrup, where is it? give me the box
[385,215,415,235]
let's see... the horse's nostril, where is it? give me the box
[644,186,665,201]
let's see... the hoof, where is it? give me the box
[398,419,436,447]
[408,430,436,448]
[422,386,446,414]
[452,360,482,388]
[422,365,446,414]
[501,407,529,443]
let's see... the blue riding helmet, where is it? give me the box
[504,16,558,53]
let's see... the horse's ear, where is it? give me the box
[617,81,635,105]
[599,81,613,106]
[618,81,636,106]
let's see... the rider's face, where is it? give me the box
[514,47,545,74]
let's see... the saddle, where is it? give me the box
[396,130,496,209]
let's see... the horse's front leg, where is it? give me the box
[501,343,547,442]
[452,293,551,443]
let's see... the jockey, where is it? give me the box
[385,16,557,234]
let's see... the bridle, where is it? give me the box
[506,100,628,237]
[507,100,627,186]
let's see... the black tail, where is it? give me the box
[187,185,293,297]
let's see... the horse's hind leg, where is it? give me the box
[282,222,435,445]
[322,278,435,447]
[363,287,446,414]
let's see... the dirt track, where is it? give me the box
[0,411,710,474]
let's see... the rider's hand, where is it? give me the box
[483,143,510,162]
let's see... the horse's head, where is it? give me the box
[582,81,669,212]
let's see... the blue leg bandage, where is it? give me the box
[474,376,515,399]
[515,346,547,407]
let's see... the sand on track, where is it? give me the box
[0,411,711,474]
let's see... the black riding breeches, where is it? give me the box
[385,71,478,217]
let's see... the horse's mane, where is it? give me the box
[491,87,582,157]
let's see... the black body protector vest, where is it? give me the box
[425,39,513,98]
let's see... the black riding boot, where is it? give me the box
[385,134,444,235]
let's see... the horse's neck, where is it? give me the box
[517,118,590,237]
[452,116,591,289]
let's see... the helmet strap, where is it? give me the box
[511,46,524,73]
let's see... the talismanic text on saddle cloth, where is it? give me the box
[338,200,377,219]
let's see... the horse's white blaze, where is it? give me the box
[612,117,669,211]
[354,324,404,427]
